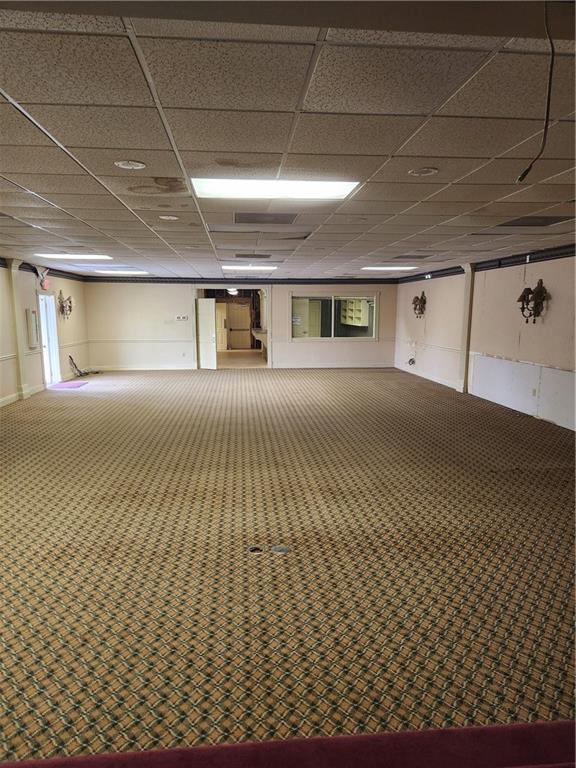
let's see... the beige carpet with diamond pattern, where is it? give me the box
[0,369,574,763]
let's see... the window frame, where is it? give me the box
[289,292,378,342]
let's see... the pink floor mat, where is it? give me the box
[50,380,88,389]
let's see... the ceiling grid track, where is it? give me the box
[287,43,516,274]
[122,15,220,272]
[0,8,573,279]
[0,88,192,278]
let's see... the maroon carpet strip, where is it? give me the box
[2,720,574,768]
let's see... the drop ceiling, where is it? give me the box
[0,5,574,280]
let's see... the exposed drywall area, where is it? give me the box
[394,274,468,390]
[85,282,197,371]
[270,284,396,368]
[469,258,575,429]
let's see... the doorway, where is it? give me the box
[196,288,269,369]
[38,293,61,385]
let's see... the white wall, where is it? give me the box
[394,274,467,390]
[86,282,197,370]
[3,260,573,432]
[270,284,396,368]
[469,257,575,430]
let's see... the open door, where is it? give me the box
[196,298,217,369]
[216,302,228,351]
[38,293,61,385]
[227,301,252,349]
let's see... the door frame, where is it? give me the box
[196,297,218,369]
[197,284,272,368]
[37,292,61,385]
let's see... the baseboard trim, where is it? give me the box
[394,364,461,391]
[1,383,45,407]
[90,365,198,371]
[0,392,19,407]
[23,383,46,398]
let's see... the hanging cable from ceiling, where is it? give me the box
[516,1,556,183]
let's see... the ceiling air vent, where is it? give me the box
[498,215,573,227]
[234,212,298,225]
[234,253,271,259]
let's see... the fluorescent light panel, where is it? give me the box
[192,178,358,200]
[222,264,278,271]
[361,266,418,271]
[35,253,112,260]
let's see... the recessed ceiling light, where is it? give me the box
[408,167,439,177]
[34,253,112,260]
[95,270,149,275]
[361,266,417,271]
[191,178,358,200]
[114,159,147,170]
[221,264,278,271]
[158,215,180,221]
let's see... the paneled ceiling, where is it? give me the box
[0,6,574,279]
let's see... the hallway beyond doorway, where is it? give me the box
[217,349,267,369]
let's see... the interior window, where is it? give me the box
[334,297,375,338]
[291,297,332,338]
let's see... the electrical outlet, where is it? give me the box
[175,314,189,321]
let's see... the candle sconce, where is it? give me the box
[517,279,550,323]
[412,291,426,319]
[58,289,74,320]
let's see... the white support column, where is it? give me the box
[458,264,475,394]
[6,259,27,399]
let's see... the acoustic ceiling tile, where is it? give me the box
[430,184,521,202]
[181,151,282,178]
[0,9,125,33]
[503,120,575,159]
[440,53,575,120]
[325,28,508,50]
[40,194,126,210]
[456,157,575,184]
[72,149,182,177]
[501,184,575,202]
[304,46,486,114]
[140,38,313,110]
[0,103,53,145]
[372,155,486,183]
[0,146,82,175]
[132,18,319,42]
[26,106,171,150]
[166,109,293,153]
[280,154,386,182]
[352,182,445,201]
[0,32,152,105]
[2,173,107,195]
[400,116,543,157]
[291,114,425,155]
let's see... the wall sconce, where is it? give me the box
[412,291,426,319]
[57,289,74,320]
[517,279,550,323]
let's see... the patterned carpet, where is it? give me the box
[0,369,573,762]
